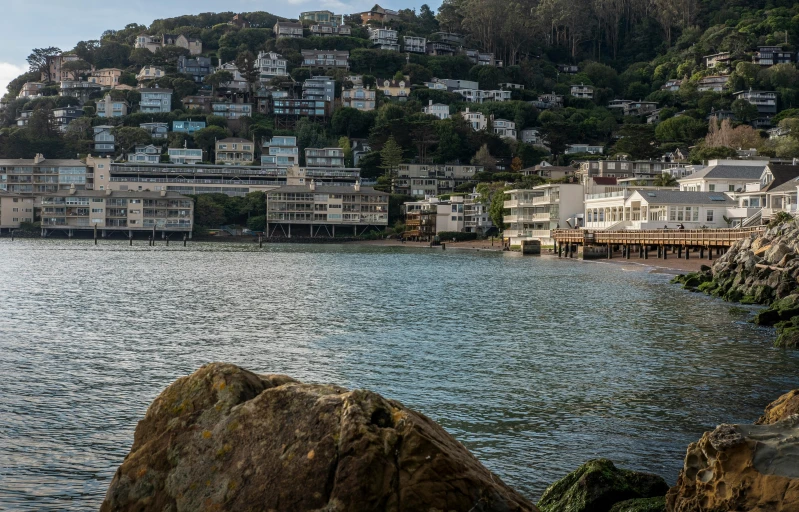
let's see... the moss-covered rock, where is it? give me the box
[608,496,666,512]
[537,459,668,512]
[775,326,799,348]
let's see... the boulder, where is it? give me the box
[665,419,799,512]
[608,496,665,512]
[765,243,792,265]
[757,389,799,425]
[101,363,535,512]
[537,459,668,512]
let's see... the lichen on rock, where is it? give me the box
[101,363,536,512]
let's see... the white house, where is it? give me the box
[423,100,450,120]
[136,66,165,84]
[677,160,768,192]
[453,89,511,103]
[168,148,203,165]
[570,84,594,99]
[503,184,585,246]
[460,108,486,131]
[493,119,516,140]
[256,51,288,80]
[127,145,162,164]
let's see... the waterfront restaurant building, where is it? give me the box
[265,180,388,237]
[40,189,194,238]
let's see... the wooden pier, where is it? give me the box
[551,227,766,260]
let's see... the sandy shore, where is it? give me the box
[352,239,712,274]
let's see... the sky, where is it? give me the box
[0,0,442,93]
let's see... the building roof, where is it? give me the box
[632,190,736,205]
[0,158,86,166]
[139,88,173,93]
[679,164,767,181]
[44,190,190,199]
[762,165,799,192]
[268,185,385,196]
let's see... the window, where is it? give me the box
[708,184,715,192]
[707,209,714,222]
[729,185,735,192]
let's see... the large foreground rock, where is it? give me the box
[665,418,799,511]
[756,389,799,425]
[101,363,535,512]
[537,459,668,512]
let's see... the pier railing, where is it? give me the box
[552,227,766,247]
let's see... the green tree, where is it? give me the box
[653,173,678,187]
[26,47,61,82]
[112,126,151,153]
[379,136,403,178]
[235,51,259,93]
[205,70,234,95]
[339,136,353,167]
[194,195,226,228]
[476,182,508,230]
[194,125,231,159]
[471,144,497,171]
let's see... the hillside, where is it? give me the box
[1,1,799,180]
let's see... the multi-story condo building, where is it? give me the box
[565,144,604,155]
[136,34,202,55]
[139,88,172,113]
[503,184,585,246]
[697,75,729,93]
[128,145,162,164]
[87,156,361,198]
[300,50,350,70]
[140,122,168,139]
[256,52,288,80]
[51,106,84,132]
[94,126,115,153]
[579,159,690,179]
[310,23,351,36]
[360,5,399,24]
[182,96,213,112]
[18,82,44,98]
[404,194,493,238]
[274,21,304,39]
[403,36,427,53]
[423,100,450,120]
[0,191,34,231]
[136,66,165,84]
[59,80,102,103]
[453,89,511,103]
[177,56,212,83]
[172,120,206,134]
[623,101,658,116]
[459,108,487,131]
[753,46,794,66]
[521,128,543,145]
[215,138,255,165]
[394,164,483,196]
[272,98,329,128]
[342,85,376,111]
[369,28,399,51]
[377,78,409,100]
[168,148,203,165]
[493,119,516,140]
[302,76,336,105]
[300,10,344,26]
[426,40,458,56]
[704,52,731,68]
[40,189,194,236]
[211,102,253,119]
[261,136,299,169]
[266,181,388,237]
[570,84,594,99]
[0,155,90,194]
[95,94,128,118]
[734,90,778,116]
[305,148,345,168]
[89,68,123,88]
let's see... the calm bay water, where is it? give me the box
[1,239,798,510]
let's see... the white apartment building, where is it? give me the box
[422,100,450,120]
[262,136,299,169]
[453,89,511,103]
[503,184,585,246]
[460,108,487,131]
[394,164,483,197]
[0,155,90,194]
[570,84,594,99]
[403,36,426,53]
[405,194,493,236]
[369,28,399,51]
[493,119,516,140]
[256,52,288,80]
[127,145,161,164]
[168,148,203,165]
